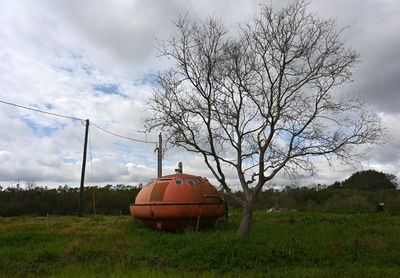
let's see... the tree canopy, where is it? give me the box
[146,0,383,235]
[336,170,397,192]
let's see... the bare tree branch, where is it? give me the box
[145,0,384,235]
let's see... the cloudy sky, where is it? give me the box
[0,0,399,189]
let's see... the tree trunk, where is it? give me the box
[236,204,254,235]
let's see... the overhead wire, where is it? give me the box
[90,122,157,144]
[0,98,157,144]
[0,100,161,189]
[0,98,158,190]
[0,99,83,121]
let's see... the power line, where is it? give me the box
[0,98,157,144]
[90,122,157,144]
[0,99,83,121]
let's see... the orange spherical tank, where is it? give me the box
[130,173,227,231]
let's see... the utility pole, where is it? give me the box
[157,133,162,178]
[78,119,89,217]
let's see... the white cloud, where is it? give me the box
[0,0,399,189]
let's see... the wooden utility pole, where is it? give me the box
[157,133,162,178]
[78,119,89,217]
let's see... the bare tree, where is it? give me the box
[146,0,383,235]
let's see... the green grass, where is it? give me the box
[0,211,400,277]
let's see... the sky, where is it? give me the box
[0,0,399,189]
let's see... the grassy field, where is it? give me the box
[0,211,400,277]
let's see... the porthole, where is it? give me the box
[174,180,183,185]
[186,180,195,186]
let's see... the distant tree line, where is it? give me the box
[224,170,400,213]
[0,184,140,217]
[0,170,398,216]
